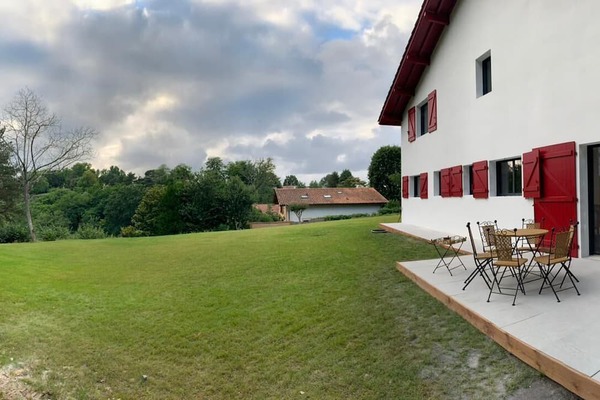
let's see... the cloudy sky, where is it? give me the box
[0,0,421,184]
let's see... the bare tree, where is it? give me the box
[0,88,97,241]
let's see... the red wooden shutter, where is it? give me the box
[523,149,541,198]
[440,168,451,197]
[427,90,437,132]
[407,107,416,142]
[472,160,489,199]
[450,165,463,197]
[419,172,428,199]
[402,176,409,199]
[532,142,577,256]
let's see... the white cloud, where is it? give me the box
[0,0,419,180]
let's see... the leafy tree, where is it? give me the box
[320,171,340,188]
[339,169,353,183]
[140,164,170,187]
[99,184,146,235]
[169,164,194,183]
[99,166,133,186]
[283,175,300,186]
[227,160,255,185]
[0,88,97,241]
[31,175,50,195]
[308,180,321,188]
[338,169,366,187]
[289,203,308,223]
[31,188,92,232]
[132,185,169,235]
[252,158,281,203]
[77,169,99,189]
[222,176,254,229]
[368,145,402,201]
[0,143,20,221]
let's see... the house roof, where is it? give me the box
[274,187,388,206]
[378,0,458,126]
[254,204,282,214]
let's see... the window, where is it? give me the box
[433,171,441,196]
[412,175,420,197]
[465,165,473,195]
[496,158,522,196]
[408,90,437,142]
[476,51,492,97]
[482,56,492,94]
[419,102,428,136]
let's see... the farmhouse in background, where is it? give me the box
[378,0,600,257]
[274,187,388,222]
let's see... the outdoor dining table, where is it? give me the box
[496,228,549,253]
[493,227,550,286]
[498,228,549,239]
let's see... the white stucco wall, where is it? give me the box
[399,0,600,246]
[286,204,382,222]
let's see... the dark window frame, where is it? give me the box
[468,165,474,195]
[496,158,522,196]
[482,56,492,95]
[412,175,420,197]
[419,102,428,136]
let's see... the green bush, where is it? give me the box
[215,224,230,231]
[0,223,30,243]
[379,200,401,215]
[76,224,108,240]
[323,213,371,221]
[120,225,144,238]
[248,207,282,223]
[38,225,71,241]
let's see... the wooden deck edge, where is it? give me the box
[380,223,471,255]
[396,261,600,400]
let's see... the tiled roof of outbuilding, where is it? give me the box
[274,187,388,206]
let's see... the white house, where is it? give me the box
[274,187,388,222]
[379,0,600,257]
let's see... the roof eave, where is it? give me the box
[378,0,458,126]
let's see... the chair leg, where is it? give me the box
[512,267,527,306]
[487,266,501,302]
[558,261,581,296]
[463,259,492,290]
[539,264,561,302]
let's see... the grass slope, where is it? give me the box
[0,216,541,399]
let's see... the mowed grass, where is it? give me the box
[0,216,540,399]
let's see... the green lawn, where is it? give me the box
[0,216,541,399]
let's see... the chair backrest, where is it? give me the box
[565,221,579,257]
[493,229,516,262]
[522,217,545,229]
[466,222,479,257]
[553,230,572,259]
[477,220,498,251]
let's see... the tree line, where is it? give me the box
[0,88,402,242]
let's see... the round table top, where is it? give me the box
[498,228,548,237]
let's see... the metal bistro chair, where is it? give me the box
[517,218,547,280]
[463,222,493,290]
[534,223,581,302]
[518,218,543,254]
[477,220,498,254]
[488,229,528,306]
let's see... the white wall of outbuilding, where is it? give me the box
[285,204,383,222]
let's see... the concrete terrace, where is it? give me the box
[381,222,600,400]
